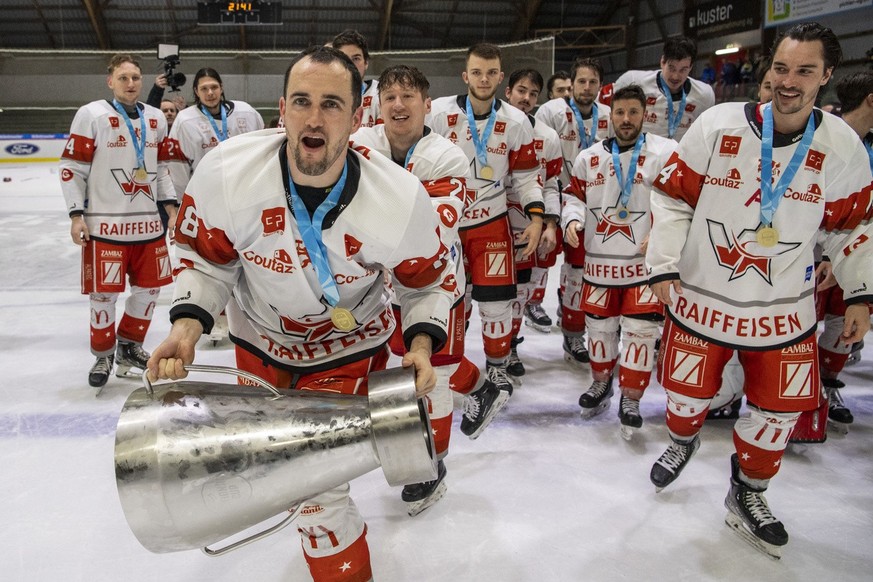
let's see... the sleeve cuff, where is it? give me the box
[524,202,545,219]
[648,272,680,286]
[170,304,215,335]
[402,322,447,355]
[69,210,85,218]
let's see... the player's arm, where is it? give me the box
[561,156,588,249]
[60,107,97,245]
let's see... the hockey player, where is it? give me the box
[332,29,381,128]
[647,23,873,558]
[428,43,545,438]
[352,64,471,515]
[147,46,454,582]
[612,36,715,142]
[562,85,677,436]
[535,57,613,364]
[814,71,873,433]
[503,68,562,382]
[546,71,572,101]
[166,67,264,344]
[60,54,177,391]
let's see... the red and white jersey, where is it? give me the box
[613,70,715,142]
[59,99,175,244]
[428,95,544,229]
[563,133,677,287]
[535,97,613,187]
[351,124,470,305]
[508,116,563,247]
[360,79,382,128]
[172,129,454,372]
[165,100,264,196]
[649,102,873,349]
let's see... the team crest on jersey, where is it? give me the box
[437,203,459,228]
[344,234,363,257]
[804,149,825,172]
[149,119,158,129]
[637,155,646,167]
[685,104,696,112]
[447,114,458,127]
[273,305,359,342]
[707,219,800,284]
[646,97,657,106]
[779,359,815,398]
[494,121,506,134]
[566,111,574,124]
[598,119,608,129]
[667,348,706,387]
[363,96,372,108]
[589,204,646,243]
[61,168,74,182]
[719,135,742,157]
[534,138,544,152]
[261,207,285,235]
[590,155,599,168]
[109,117,120,128]
[110,168,154,202]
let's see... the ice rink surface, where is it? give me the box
[1,163,871,581]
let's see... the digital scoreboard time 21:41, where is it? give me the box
[197,1,282,25]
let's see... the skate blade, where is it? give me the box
[724,512,782,560]
[524,320,552,334]
[467,391,511,440]
[620,424,636,441]
[507,374,523,388]
[115,364,144,379]
[827,419,849,435]
[405,481,448,516]
[580,400,611,419]
[563,353,589,368]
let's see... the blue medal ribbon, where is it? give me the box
[403,140,418,170]
[201,104,228,142]
[569,99,598,150]
[658,75,687,139]
[112,99,146,171]
[611,133,646,215]
[285,161,349,307]
[865,139,873,175]
[465,96,498,170]
[760,103,816,227]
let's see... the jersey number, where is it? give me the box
[179,205,199,238]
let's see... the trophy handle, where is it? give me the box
[141,364,284,398]
[201,504,305,557]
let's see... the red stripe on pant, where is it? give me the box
[303,528,372,582]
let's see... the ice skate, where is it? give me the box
[88,355,114,392]
[401,460,447,516]
[618,395,643,440]
[115,341,149,378]
[206,313,229,346]
[823,378,853,435]
[724,454,787,560]
[524,303,552,333]
[506,336,525,386]
[460,363,512,439]
[578,376,613,419]
[650,435,700,491]
[563,334,590,366]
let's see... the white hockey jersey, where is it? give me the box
[165,100,264,196]
[535,97,613,187]
[428,95,544,229]
[508,115,563,249]
[613,70,715,142]
[360,79,382,128]
[350,125,470,307]
[171,129,454,372]
[648,102,873,349]
[562,133,677,287]
[59,99,175,243]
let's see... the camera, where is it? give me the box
[157,43,186,91]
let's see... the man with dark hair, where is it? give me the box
[547,70,572,99]
[503,68,562,383]
[536,56,614,364]
[148,45,455,581]
[332,29,381,127]
[59,54,178,390]
[429,42,545,437]
[646,22,873,557]
[352,64,471,515]
[813,70,873,433]
[613,35,715,141]
[562,85,677,435]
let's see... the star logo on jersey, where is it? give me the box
[707,219,800,284]
[272,304,360,343]
[589,204,646,243]
[111,168,155,202]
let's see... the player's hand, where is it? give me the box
[564,220,582,248]
[640,233,650,255]
[519,217,544,258]
[70,216,89,246]
[165,205,178,244]
[841,303,870,346]
[146,317,203,382]
[402,333,435,397]
[537,221,557,256]
[651,279,682,307]
[815,261,836,291]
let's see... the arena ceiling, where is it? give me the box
[1,1,615,53]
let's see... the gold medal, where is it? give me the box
[480,165,494,180]
[330,307,357,331]
[133,167,148,181]
[756,226,779,248]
